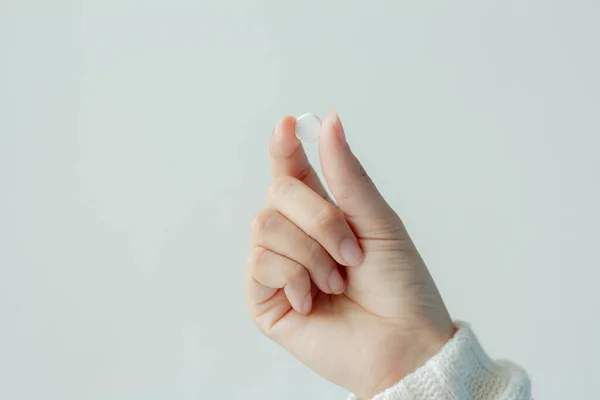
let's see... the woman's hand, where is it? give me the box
[245,111,455,399]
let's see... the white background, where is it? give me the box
[1,1,599,399]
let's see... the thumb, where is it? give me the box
[319,111,404,240]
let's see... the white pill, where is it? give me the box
[295,113,322,142]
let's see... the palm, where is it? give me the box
[255,238,447,395]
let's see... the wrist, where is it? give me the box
[350,322,531,400]
[359,321,457,399]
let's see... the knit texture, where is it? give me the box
[347,322,531,400]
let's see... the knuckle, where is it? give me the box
[250,208,279,237]
[285,263,307,285]
[246,247,268,270]
[306,239,325,269]
[313,205,344,235]
[295,164,312,183]
[267,176,296,201]
[255,318,277,338]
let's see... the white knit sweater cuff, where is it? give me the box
[347,322,531,400]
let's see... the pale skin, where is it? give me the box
[245,111,456,399]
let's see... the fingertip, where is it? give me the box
[271,115,301,158]
[282,114,297,129]
[302,293,312,315]
[275,115,297,138]
[321,109,337,132]
[340,238,364,267]
[318,110,356,181]
[328,268,346,295]
[320,109,348,148]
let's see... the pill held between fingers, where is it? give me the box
[295,113,322,143]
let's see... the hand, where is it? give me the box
[245,111,456,399]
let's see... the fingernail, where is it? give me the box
[325,110,347,146]
[328,269,346,294]
[336,119,347,146]
[340,238,364,266]
[303,294,312,315]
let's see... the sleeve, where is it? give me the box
[346,322,532,400]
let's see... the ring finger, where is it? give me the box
[250,208,345,294]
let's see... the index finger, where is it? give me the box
[270,116,331,201]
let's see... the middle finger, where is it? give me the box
[267,176,364,267]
